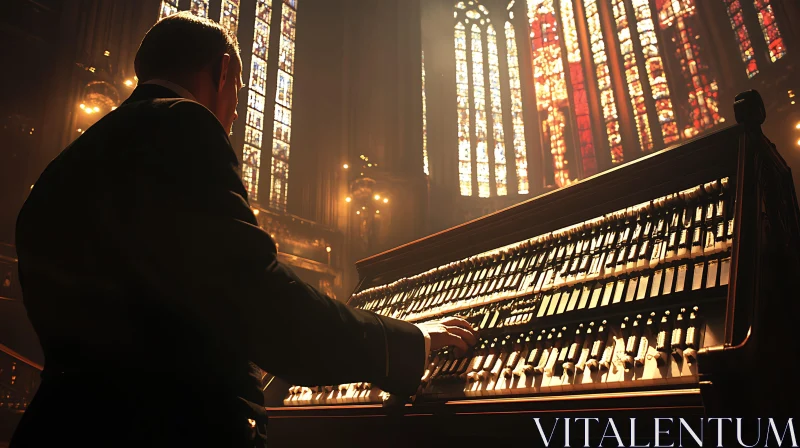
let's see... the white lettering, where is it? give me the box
[575,417,599,447]
[766,418,797,447]
[678,418,703,447]
[655,418,674,448]
[600,419,624,447]
[631,418,651,447]
[735,418,760,447]
[533,418,560,447]
[708,418,732,447]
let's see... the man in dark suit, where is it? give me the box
[11,12,477,447]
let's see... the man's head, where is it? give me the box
[134,12,243,134]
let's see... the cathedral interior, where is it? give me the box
[0,0,799,444]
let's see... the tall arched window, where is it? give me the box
[268,0,298,211]
[657,0,723,138]
[242,0,273,201]
[454,1,524,198]
[190,0,210,18]
[504,21,529,194]
[422,50,430,176]
[220,0,240,34]
[159,0,179,19]
[723,0,759,78]
[754,0,786,62]
[583,0,623,164]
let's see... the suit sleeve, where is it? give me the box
[112,100,425,396]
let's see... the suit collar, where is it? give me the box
[122,84,184,105]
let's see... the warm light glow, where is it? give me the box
[93,106,100,112]
[111,106,117,110]
[375,210,380,214]
[374,194,380,200]
[85,108,93,115]
[343,163,349,169]
[104,50,110,56]
[79,103,85,109]
[356,210,361,215]
[124,79,134,87]
[345,197,352,203]
[382,198,388,204]
[795,122,800,129]
[77,128,82,133]
[252,208,260,216]
[361,206,366,210]
[326,246,332,253]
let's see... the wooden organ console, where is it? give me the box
[265,91,800,445]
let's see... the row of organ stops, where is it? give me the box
[420,307,702,397]
[351,179,733,323]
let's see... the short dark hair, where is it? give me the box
[134,11,240,83]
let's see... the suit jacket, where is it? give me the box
[11,85,425,447]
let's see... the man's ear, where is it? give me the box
[217,53,231,94]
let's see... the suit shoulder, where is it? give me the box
[158,99,226,134]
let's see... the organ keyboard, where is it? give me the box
[266,91,800,445]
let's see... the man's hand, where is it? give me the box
[416,317,479,357]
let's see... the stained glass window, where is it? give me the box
[269,0,298,211]
[527,0,570,187]
[658,0,723,138]
[504,21,529,194]
[190,0,209,17]
[611,0,653,153]
[722,0,758,78]
[486,25,508,196]
[242,0,272,201]
[454,2,519,197]
[159,0,179,19]
[455,23,472,196]
[631,0,678,145]
[422,51,430,176]
[560,0,596,175]
[220,0,240,34]
[584,0,623,164]
[471,24,491,198]
[753,0,786,62]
